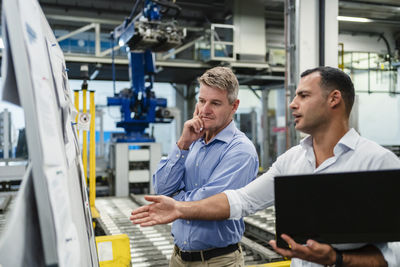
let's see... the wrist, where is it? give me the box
[177,139,191,150]
[175,201,186,219]
[327,249,343,267]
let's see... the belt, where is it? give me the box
[174,243,240,262]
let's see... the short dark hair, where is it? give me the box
[301,66,355,116]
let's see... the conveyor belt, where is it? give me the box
[244,206,277,244]
[96,196,283,266]
[96,197,174,267]
[0,194,15,236]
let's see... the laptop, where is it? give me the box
[274,169,400,248]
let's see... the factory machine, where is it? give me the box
[107,0,184,196]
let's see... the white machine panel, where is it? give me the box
[128,170,150,183]
[128,149,150,161]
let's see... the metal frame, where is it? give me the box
[112,142,161,197]
[3,0,58,264]
[0,109,10,159]
[284,0,300,149]
[210,23,235,61]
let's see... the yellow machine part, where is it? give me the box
[247,260,291,267]
[96,234,131,267]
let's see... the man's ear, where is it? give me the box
[329,89,342,109]
[232,99,240,113]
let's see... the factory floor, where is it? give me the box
[95,195,286,267]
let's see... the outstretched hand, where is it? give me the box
[130,195,181,227]
[269,234,336,265]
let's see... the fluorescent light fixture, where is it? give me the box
[337,16,372,23]
[0,38,4,49]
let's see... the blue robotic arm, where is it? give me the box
[107,0,184,142]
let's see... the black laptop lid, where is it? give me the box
[274,169,400,248]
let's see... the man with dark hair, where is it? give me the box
[152,66,259,266]
[131,67,400,267]
[301,66,355,116]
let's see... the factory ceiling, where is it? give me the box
[1,0,400,84]
[36,0,400,30]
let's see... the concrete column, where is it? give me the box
[298,0,338,72]
[233,0,266,61]
[174,84,186,132]
[261,89,270,170]
[185,83,197,122]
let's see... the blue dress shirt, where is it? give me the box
[153,120,259,251]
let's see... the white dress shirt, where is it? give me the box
[225,128,400,267]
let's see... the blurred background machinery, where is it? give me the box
[107,0,184,196]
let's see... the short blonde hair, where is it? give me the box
[198,67,239,104]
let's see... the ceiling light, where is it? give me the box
[337,16,372,23]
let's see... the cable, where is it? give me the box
[111,37,116,96]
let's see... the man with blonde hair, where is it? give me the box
[152,67,259,266]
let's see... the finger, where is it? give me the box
[269,240,294,257]
[197,117,204,130]
[281,234,298,250]
[130,211,149,220]
[132,217,154,225]
[281,234,309,255]
[193,120,203,133]
[306,239,332,254]
[131,205,149,215]
[140,221,157,227]
[144,195,162,203]
[306,239,320,251]
[193,103,199,117]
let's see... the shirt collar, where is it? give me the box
[336,128,359,151]
[203,120,236,144]
[300,128,359,151]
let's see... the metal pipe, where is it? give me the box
[98,109,104,158]
[338,43,344,70]
[74,90,80,137]
[261,89,270,170]
[3,109,9,159]
[89,91,96,211]
[82,89,88,184]
[319,0,325,66]
[94,23,101,57]
[56,23,95,42]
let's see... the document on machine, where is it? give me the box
[16,0,80,265]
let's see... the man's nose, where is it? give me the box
[202,102,212,113]
[289,97,297,110]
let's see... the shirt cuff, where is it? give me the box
[169,144,189,164]
[224,190,243,220]
[375,242,400,267]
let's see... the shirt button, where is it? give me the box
[184,241,187,244]
[195,183,198,186]
[181,155,185,158]
[176,154,179,157]
[186,221,190,224]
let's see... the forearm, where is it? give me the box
[153,145,187,195]
[176,193,230,220]
[342,245,387,267]
[153,166,184,195]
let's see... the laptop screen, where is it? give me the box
[274,169,400,248]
